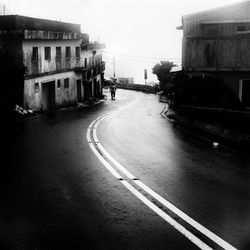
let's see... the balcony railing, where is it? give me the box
[81,42,105,51]
[74,63,105,81]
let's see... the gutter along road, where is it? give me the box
[2,89,250,249]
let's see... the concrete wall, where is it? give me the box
[23,39,82,75]
[181,1,250,107]
[178,105,250,135]
[182,1,250,71]
[24,71,81,111]
[23,41,105,110]
[117,83,156,93]
[183,37,250,70]
[0,15,105,111]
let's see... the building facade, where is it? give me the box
[179,1,250,107]
[0,15,105,111]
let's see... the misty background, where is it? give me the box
[1,0,240,83]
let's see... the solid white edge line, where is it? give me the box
[89,142,122,179]
[121,181,213,250]
[90,109,238,250]
[134,181,237,250]
[98,142,136,179]
[87,121,213,250]
[87,123,122,180]
[93,121,136,180]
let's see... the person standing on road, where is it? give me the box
[110,82,117,100]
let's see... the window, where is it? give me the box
[57,79,61,88]
[34,82,39,93]
[44,47,51,60]
[66,47,71,59]
[236,24,250,34]
[32,47,38,62]
[64,78,69,88]
[237,25,247,32]
[56,47,61,60]
[75,47,80,59]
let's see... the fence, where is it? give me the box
[117,83,156,93]
[178,105,250,135]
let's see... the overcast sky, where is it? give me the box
[1,0,241,82]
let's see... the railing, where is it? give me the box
[81,43,105,51]
[74,62,105,74]
[178,105,250,135]
[26,57,105,77]
[117,83,156,93]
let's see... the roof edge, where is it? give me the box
[182,0,250,21]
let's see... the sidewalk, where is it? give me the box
[161,102,250,154]
[13,96,107,123]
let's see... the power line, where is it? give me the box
[103,50,181,61]
[119,56,181,65]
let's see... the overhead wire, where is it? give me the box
[121,57,181,65]
[103,50,181,62]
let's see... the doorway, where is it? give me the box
[42,81,55,111]
[241,79,250,107]
[76,79,82,102]
[83,81,88,100]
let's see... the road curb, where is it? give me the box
[14,97,107,123]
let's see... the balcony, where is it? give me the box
[81,42,105,51]
[74,62,105,77]
[74,64,93,73]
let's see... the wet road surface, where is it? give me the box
[1,89,250,250]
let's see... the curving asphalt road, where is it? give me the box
[1,89,250,250]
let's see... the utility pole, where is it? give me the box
[144,69,147,85]
[113,55,116,78]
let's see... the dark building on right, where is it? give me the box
[177,0,250,108]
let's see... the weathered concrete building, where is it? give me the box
[178,1,250,107]
[0,15,105,111]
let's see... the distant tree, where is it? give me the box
[152,61,176,92]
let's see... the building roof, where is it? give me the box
[182,0,250,21]
[201,19,250,24]
[0,15,81,33]
[170,66,183,73]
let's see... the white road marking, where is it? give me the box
[86,97,238,250]
[134,181,237,250]
[88,141,123,179]
[121,181,213,250]
[87,124,212,250]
